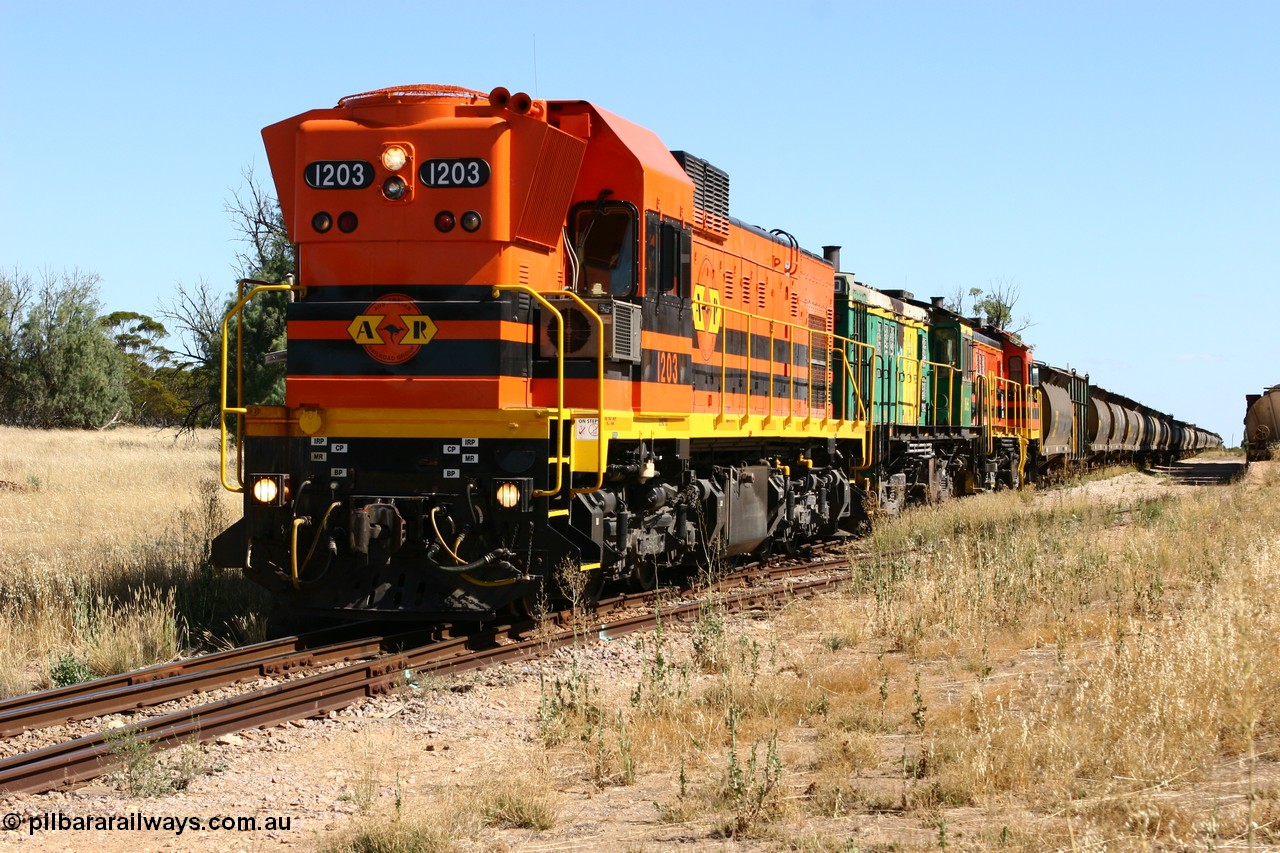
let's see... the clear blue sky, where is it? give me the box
[3,1,1275,444]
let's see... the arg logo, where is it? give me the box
[692,283,722,358]
[347,294,438,365]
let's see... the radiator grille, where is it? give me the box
[609,301,642,363]
[672,150,730,237]
[516,129,587,248]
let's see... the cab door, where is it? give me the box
[873,316,900,428]
[900,326,920,425]
[833,283,872,422]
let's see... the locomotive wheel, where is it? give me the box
[582,568,607,605]
[508,568,605,618]
[629,561,659,591]
[509,588,546,620]
[553,565,606,610]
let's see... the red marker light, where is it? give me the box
[434,211,456,232]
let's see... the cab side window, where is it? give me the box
[572,202,638,298]
[644,211,691,298]
[1009,355,1024,385]
[936,328,957,366]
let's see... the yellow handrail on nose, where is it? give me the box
[219,279,302,493]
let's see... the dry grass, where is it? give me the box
[0,426,261,697]
[525,462,1280,849]
[321,779,482,853]
[320,733,559,853]
[5,426,1275,849]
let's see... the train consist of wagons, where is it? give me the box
[210,84,1221,628]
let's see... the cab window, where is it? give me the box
[572,202,637,298]
[935,328,958,366]
[645,211,692,297]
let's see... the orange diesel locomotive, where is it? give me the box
[212,85,870,624]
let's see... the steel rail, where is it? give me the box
[0,554,855,796]
[0,622,388,714]
[0,635,388,737]
[0,625,543,794]
[0,656,414,794]
[0,547,850,738]
[0,622,402,737]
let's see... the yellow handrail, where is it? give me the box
[219,280,302,493]
[902,356,945,429]
[556,291,607,496]
[693,291,878,470]
[703,297,878,425]
[979,373,996,453]
[831,342,876,470]
[973,372,1043,456]
[490,285,606,497]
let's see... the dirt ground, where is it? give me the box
[0,457,1257,853]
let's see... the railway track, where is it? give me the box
[1148,457,1245,486]
[0,624,390,738]
[0,550,853,796]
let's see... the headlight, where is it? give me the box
[493,479,530,510]
[250,474,288,506]
[495,482,521,509]
[381,145,408,171]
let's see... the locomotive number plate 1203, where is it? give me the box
[419,158,490,187]
[305,161,376,189]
